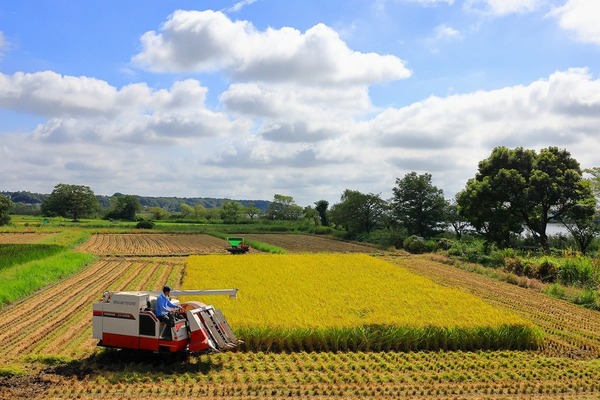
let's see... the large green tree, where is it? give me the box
[446,199,470,240]
[266,194,302,220]
[179,203,195,219]
[220,200,245,224]
[104,194,141,221]
[244,202,261,221]
[0,194,12,226]
[392,172,447,237]
[584,167,600,202]
[559,197,599,255]
[41,183,99,221]
[330,189,386,236]
[457,146,594,250]
[314,200,330,226]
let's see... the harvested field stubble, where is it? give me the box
[9,350,600,399]
[77,233,233,255]
[0,232,53,243]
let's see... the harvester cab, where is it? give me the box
[92,289,242,354]
[226,237,250,254]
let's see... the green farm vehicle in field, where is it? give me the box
[226,237,250,254]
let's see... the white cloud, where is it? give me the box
[548,0,600,44]
[0,71,241,144]
[464,0,541,16]
[0,71,118,116]
[132,10,411,85]
[221,82,372,118]
[432,24,462,40]
[2,68,600,205]
[225,0,259,13]
[365,68,600,196]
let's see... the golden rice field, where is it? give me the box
[181,253,541,352]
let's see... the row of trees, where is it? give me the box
[326,146,599,253]
[27,184,306,225]
[2,146,597,254]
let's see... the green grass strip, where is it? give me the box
[0,244,66,271]
[0,251,96,307]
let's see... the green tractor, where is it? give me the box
[225,237,250,254]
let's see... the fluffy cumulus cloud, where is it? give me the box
[365,68,600,196]
[548,0,600,44]
[0,71,240,145]
[2,67,600,204]
[0,71,118,117]
[132,10,411,85]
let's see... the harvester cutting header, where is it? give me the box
[93,288,241,354]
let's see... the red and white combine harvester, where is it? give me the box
[93,289,241,354]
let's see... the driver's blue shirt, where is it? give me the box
[155,293,178,317]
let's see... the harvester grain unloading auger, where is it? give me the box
[92,289,243,354]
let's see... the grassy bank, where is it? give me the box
[0,251,96,306]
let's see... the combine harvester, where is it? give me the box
[225,237,250,254]
[93,289,241,354]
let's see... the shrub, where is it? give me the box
[435,238,454,251]
[535,258,558,283]
[312,226,334,235]
[447,239,489,264]
[268,225,290,232]
[545,283,566,299]
[504,257,524,275]
[574,289,598,309]
[558,257,596,287]
[135,221,155,229]
[488,248,519,268]
[403,235,429,254]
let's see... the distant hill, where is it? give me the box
[1,191,270,212]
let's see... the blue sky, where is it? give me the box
[1,0,599,206]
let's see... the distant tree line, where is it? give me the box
[1,190,270,217]
[2,146,598,255]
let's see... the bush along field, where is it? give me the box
[182,253,542,352]
[406,237,600,310]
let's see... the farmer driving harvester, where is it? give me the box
[155,286,182,324]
